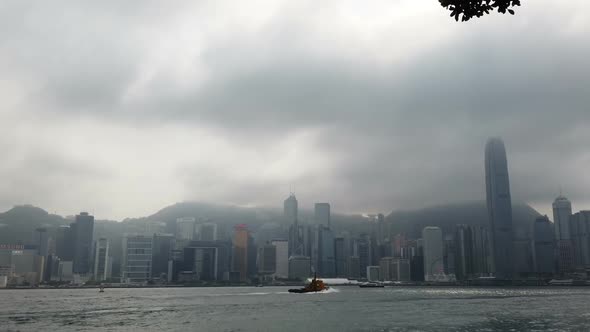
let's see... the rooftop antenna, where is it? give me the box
[559,185,563,197]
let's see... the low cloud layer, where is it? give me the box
[1,0,589,219]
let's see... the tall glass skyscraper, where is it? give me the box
[485,137,514,280]
[72,212,94,274]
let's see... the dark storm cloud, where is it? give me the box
[0,0,588,218]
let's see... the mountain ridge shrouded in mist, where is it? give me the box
[0,201,541,244]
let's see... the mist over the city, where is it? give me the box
[1,1,589,220]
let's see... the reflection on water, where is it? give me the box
[1,287,589,331]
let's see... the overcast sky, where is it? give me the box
[0,0,588,220]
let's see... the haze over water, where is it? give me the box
[2,287,590,331]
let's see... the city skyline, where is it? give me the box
[0,1,589,220]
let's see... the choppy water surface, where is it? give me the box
[1,286,590,331]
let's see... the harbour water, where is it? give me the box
[2,286,590,331]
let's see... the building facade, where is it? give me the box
[122,234,153,284]
[422,226,444,281]
[485,138,515,280]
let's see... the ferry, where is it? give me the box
[358,282,384,288]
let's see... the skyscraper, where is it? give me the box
[533,216,555,275]
[454,225,474,281]
[33,228,48,257]
[570,211,590,269]
[257,243,277,276]
[553,195,572,240]
[151,234,174,281]
[285,193,302,256]
[176,217,196,241]
[271,239,289,279]
[334,237,347,277]
[284,194,298,225]
[553,195,574,273]
[485,137,514,280]
[72,212,94,274]
[198,223,218,241]
[121,234,153,283]
[422,226,443,281]
[93,238,110,281]
[314,203,331,229]
[232,224,249,282]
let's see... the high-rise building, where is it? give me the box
[454,225,474,281]
[93,238,110,281]
[121,234,153,284]
[232,224,249,282]
[356,235,371,278]
[553,195,574,273]
[553,195,572,240]
[257,243,277,276]
[288,255,311,280]
[533,216,555,275]
[198,223,218,241]
[347,256,360,279]
[334,237,347,277]
[472,225,492,277]
[443,234,456,277]
[285,193,302,257]
[72,212,94,274]
[55,225,74,261]
[152,234,174,281]
[183,240,232,281]
[176,217,196,241]
[314,203,331,229]
[310,226,336,277]
[33,228,49,257]
[380,257,411,282]
[570,211,590,269]
[422,226,444,281]
[284,194,298,224]
[272,240,289,279]
[366,266,380,282]
[485,137,514,280]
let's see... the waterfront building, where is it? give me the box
[570,211,590,269]
[454,225,474,281]
[380,257,394,281]
[152,234,174,281]
[347,256,360,279]
[288,255,311,280]
[72,212,94,274]
[183,240,232,281]
[93,238,110,281]
[422,226,444,281]
[485,138,515,280]
[334,237,347,277]
[356,235,371,278]
[257,243,277,276]
[58,261,73,281]
[232,224,249,282]
[271,239,289,279]
[366,266,380,282]
[533,216,555,275]
[121,234,153,284]
[33,228,49,257]
[553,195,574,273]
[55,225,74,261]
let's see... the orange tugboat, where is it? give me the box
[289,274,329,293]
